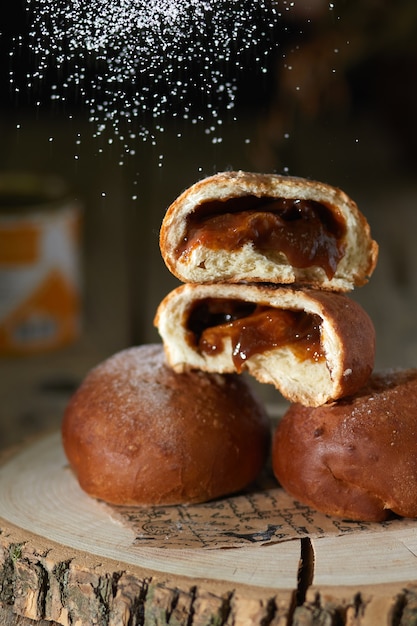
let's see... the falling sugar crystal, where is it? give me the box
[13,0,288,158]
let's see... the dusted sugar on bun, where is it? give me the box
[272,369,417,522]
[160,171,378,292]
[154,283,375,407]
[62,344,270,506]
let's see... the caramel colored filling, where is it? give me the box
[186,298,324,372]
[176,196,346,280]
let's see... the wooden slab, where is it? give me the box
[2,432,417,625]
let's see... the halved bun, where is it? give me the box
[160,171,378,291]
[154,284,375,407]
[62,344,270,506]
[272,369,417,522]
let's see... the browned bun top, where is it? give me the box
[62,343,271,506]
[272,369,417,522]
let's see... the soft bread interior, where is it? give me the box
[160,171,378,291]
[158,301,333,406]
[181,242,331,288]
[245,349,332,407]
[154,284,375,407]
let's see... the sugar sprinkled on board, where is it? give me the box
[12,0,288,162]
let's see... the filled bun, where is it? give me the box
[62,344,270,506]
[272,369,417,522]
[154,283,375,407]
[160,171,378,292]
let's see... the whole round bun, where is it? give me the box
[272,369,417,522]
[62,344,271,506]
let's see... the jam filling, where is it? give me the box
[176,196,346,280]
[186,297,324,372]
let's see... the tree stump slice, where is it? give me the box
[1,432,417,625]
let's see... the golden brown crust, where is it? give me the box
[154,284,375,407]
[160,171,378,291]
[272,369,417,521]
[62,344,271,506]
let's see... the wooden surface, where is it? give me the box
[2,432,417,625]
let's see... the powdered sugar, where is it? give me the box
[15,0,284,160]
